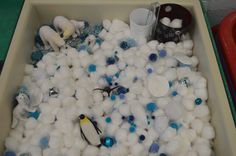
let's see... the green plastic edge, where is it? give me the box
[199,0,236,125]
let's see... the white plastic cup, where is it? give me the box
[130,8,156,40]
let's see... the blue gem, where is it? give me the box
[88,64,96,72]
[128,115,135,122]
[95,38,103,45]
[31,51,43,62]
[160,153,168,156]
[92,24,103,37]
[120,41,130,50]
[149,53,158,62]
[110,94,116,101]
[139,135,145,141]
[117,86,129,95]
[195,98,202,105]
[129,126,136,133]
[106,57,116,65]
[169,121,181,130]
[149,143,159,153]
[119,94,125,100]
[39,136,49,149]
[105,117,112,123]
[168,81,173,87]
[102,137,115,148]
[147,68,153,74]
[77,44,88,51]
[79,32,89,41]
[146,102,158,112]
[28,110,40,119]
[4,151,16,156]
[171,91,178,96]
[105,76,113,84]
[159,49,167,58]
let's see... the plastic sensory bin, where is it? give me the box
[0,0,235,155]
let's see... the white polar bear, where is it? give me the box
[70,19,86,35]
[53,16,76,39]
[39,26,65,52]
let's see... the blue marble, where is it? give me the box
[120,41,130,50]
[129,126,136,133]
[195,98,202,105]
[171,91,178,96]
[139,135,145,142]
[4,151,16,156]
[105,117,112,123]
[106,57,116,65]
[110,94,116,101]
[149,142,159,153]
[147,68,153,74]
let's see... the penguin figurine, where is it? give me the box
[78,114,102,146]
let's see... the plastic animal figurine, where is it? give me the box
[93,86,119,97]
[78,114,102,146]
[53,16,76,39]
[39,25,65,51]
[70,20,86,35]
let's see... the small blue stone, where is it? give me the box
[105,117,112,123]
[31,51,43,62]
[169,122,179,130]
[131,123,137,127]
[147,68,153,74]
[160,153,168,156]
[128,115,135,122]
[146,102,158,112]
[120,41,130,50]
[159,49,167,58]
[4,151,16,156]
[195,98,202,105]
[171,91,178,96]
[119,94,125,99]
[106,57,116,65]
[149,53,158,62]
[39,136,49,149]
[102,137,115,148]
[110,94,116,101]
[149,143,159,153]
[139,135,145,141]
[28,110,40,119]
[88,64,96,72]
[129,126,136,133]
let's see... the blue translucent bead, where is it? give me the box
[117,86,129,94]
[106,57,116,65]
[128,115,135,122]
[149,143,159,153]
[159,49,167,58]
[88,64,96,72]
[105,76,113,84]
[79,32,89,41]
[119,94,125,99]
[149,53,158,62]
[139,135,145,141]
[110,94,116,101]
[120,41,130,50]
[168,81,173,87]
[92,24,103,36]
[105,117,112,123]
[160,153,167,156]
[195,98,202,105]
[171,91,178,96]
[129,126,136,133]
[28,110,40,119]
[4,151,16,156]
[102,137,115,148]
[31,51,43,62]
[169,122,179,130]
[131,123,137,127]
[146,102,158,112]
[147,68,153,74]
[95,38,103,45]
[115,72,120,78]
[39,136,49,149]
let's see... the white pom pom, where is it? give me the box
[194,77,207,89]
[49,134,63,149]
[131,143,145,156]
[191,56,199,67]
[182,98,195,111]
[154,116,169,135]
[25,118,38,130]
[111,145,128,156]
[127,133,138,145]
[193,105,210,118]
[83,145,99,156]
[179,128,197,143]
[161,127,177,142]
[165,139,180,154]
[165,57,178,67]
[115,128,128,143]
[106,124,118,136]
[183,40,194,50]
[67,147,80,156]
[64,133,75,148]
[101,41,113,50]
[164,68,177,81]
[201,124,215,139]
[5,137,19,151]
[183,111,196,124]
[194,143,212,156]
[147,40,159,49]
[160,17,171,26]
[130,103,147,126]
[103,19,112,31]
[99,29,108,40]
[119,104,131,116]
[191,119,204,134]
[187,150,198,156]
[164,102,184,120]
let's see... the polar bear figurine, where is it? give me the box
[53,16,76,39]
[70,19,86,35]
[39,26,65,52]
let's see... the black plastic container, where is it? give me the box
[153,3,192,43]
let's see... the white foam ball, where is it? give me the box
[127,133,138,145]
[102,19,112,31]
[191,56,199,67]
[187,150,198,156]
[93,92,103,103]
[194,143,211,156]
[165,41,177,49]
[115,128,128,143]
[161,127,177,142]
[194,77,207,89]
[83,145,99,156]
[67,147,80,156]
[170,18,182,28]
[101,41,113,50]
[201,124,215,139]
[106,124,118,136]
[164,68,177,81]
[160,17,171,26]
[49,134,63,148]
[99,29,107,40]
[165,57,178,67]
[154,116,169,134]
[191,119,204,134]
[193,105,210,118]
[9,130,23,142]
[183,40,194,50]
[177,85,188,96]
[64,133,75,148]
[179,128,197,143]
[111,145,128,156]
[183,111,196,124]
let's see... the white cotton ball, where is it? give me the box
[165,57,178,67]
[120,122,130,130]
[64,133,75,148]
[111,112,122,125]
[67,147,80,156]
[182,98,195,111]
[131,143,145,156]
[156,97,170,109]
[104,33,113,41]
[147,40,159,49]
[117,61,127,70]
[177,85,188,96]
[9,130,23,142]
[201,124,215,139]
[46,64,57,75]
[24,64,34,75]
[93,92,103,103]
[160,17,171,26]
[148,128,159,140]
[106,64,119,76]
[115,128,128,143]
[127,133,138,145]
[130,102,147,126]
[183,111,196,124]
[165,41,177,49]
[103,19,112,30]
[191,56,199,67]
[28,146,42,156]
[24,118,38,130]
[109,19,129,33]
[193,105,210,118]
[165,139,180,155]
[179,128,197,143]
[164,68,177,81]
[164,102,184,120]
[161,127,177,142]
[183,40,194,50]
[194,143,212,156]
[49,134,63,148]
[99,29,107,40]
[73,67,84,79]
[194,77,207,89]
[154,116,169,134]
[101,41,113,50]
[187,150,198,156]
[39,113,55,125]
[111,145,128,156]
[83,145,99,156]
[36,61,46,69]
[106,124,118,136]
[102,99,113,114]
[119,104,131,116]
[62,97,77,106]
[170,18,183,28]
[5,137,19,151]
[191,119,204,134]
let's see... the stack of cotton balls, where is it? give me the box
[4,17,215,156]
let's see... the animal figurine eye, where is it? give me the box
[79,114,85,119]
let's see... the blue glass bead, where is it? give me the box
[106,57,116,65]
[128,115,135,122]
[28,110,40,119]
[126,38,136,47]
[168,81,173,87]
[195,98,202,105]
[105,117,112,123]
[131,123,137,127]
[149,143,159,153]
[129,126,136,133]
[77,44,88,51]
[88,64,96,72]
[139,135,145,141]
[95,38,103,45]
[79,32,89,41]
[120,41,130,50]
[102,137,115,148]
[146,102,158,112]
[4,151,16,156]
[110,94,116,101]
[31,51,43,62]
[149,53,158,62]
[119,94,125,100]
[105,76,113,84]
[84,21,89,28]
[160,153,167,156]
[39,136,49,149]
[159,49,167,58]
[115,72,120,78]
[171,91,178,96]
[117,86,129,94]
[147,68,153,74]
[169,122,179,130]
[92,24,103,36]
